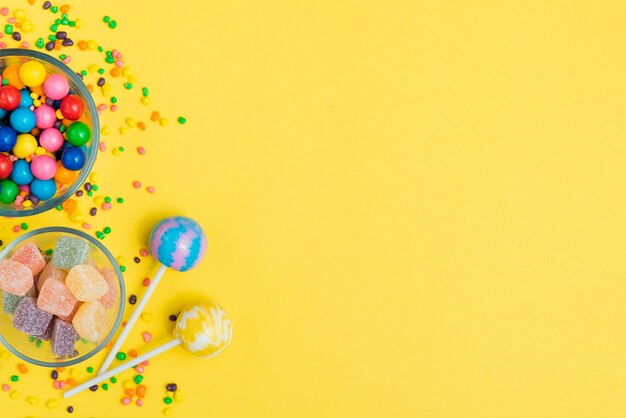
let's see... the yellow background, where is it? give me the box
[3,0,626,417]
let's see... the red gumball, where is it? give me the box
[60,94,84,120]
[0,85,20,111]
[0,153,13,179]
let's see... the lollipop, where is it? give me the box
[64,300,232,399]
[97,216,207,375]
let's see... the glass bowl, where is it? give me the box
[0,49,99,217]
[0,227,124,367]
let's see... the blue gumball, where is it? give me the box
[0,126,17,152]
[9,107,36,133]
[30,179,56,200]
[0,108,7,119]
[10,159,33,185]
[19,90,32,108]
[61,146,86,170]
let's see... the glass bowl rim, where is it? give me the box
[0,226,125,367]
[0,49,100,217]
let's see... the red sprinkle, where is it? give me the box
[132,181,141,189]
[142,278,150,287]
[146,186,155,193]
[136,146,145,155]
[139,249,149,257]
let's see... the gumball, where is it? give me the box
[61,146,86,170]
[149,216,207,272]
[2,65,25,89]
[30,178,56,200]
[34,104,56,129]
[39,128,64,152]
[0,126,17,152]
[12,133,37,158]
[19,89,32,107]
[10,160,33,185]
[18,60,46,87]
[54,160,79,184]
[0,179,18,203]
[66,121,91,146]
[174,301,232,357]
[43,74,69,100]
[0,85,22,111]
[9,107,36,133]
[30,155,57,180]
[60,95,84,121]
[0,108,6,119]
[0,153,12,179]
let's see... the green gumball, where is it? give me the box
[0,179,18,204]
[66,121,91,147]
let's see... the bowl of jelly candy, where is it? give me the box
[0,227,124,367]
[0,49,99,216]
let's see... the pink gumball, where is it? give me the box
[34,104,56,129]
[39,128,64,152]
[43,74,69,100]
[30,155,57,180]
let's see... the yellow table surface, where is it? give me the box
[3,0,625,417]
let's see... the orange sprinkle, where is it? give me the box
[61,198,77,213]
[54,40,62,51]
[137,121,146,130]
[110,67,120,77]
[86,84,93,93]
[77,40,87,50]
[129,349,138,358]
[17,364,28,374]
[150,111,160,121]
[66,378,78,386]
[30,127,40,136]
[136,385,147,398]
[60,4,70,13]
[124,389,135,397]
[28,0,35,4]
[56,367,65,373]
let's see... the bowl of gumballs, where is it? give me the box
[0,49,98,216]
[0,227,124,367]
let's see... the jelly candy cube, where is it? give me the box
[98,268,116,309]
[37,278,77,317]
[52,237,89,270]
[37,262,68,292]
[66,265,107,301]
[0,259,34,296]
[50,318,77,356]
[34,318,54,341]
[2,286,35,314]
[57,301,81,323]
[10,243,46,276]
[72,301,106,342]
[12,297,52,335]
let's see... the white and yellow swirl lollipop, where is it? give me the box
[64,300,232,399]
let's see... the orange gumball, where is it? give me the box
[30,84,44,96]
[54,161,79,184]
[3,65,25,89]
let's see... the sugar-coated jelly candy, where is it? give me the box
[98,268,116,309]
[37,262,67,292]
[12,296,52,335]
[52,236,89,270]
[57,300,81,323]
[2,285,35,314]
[34,318,54,341]
[50,318,77,356]
[66,265,107,301]
[0,259,34,296]
[72,301,106,342]
[37,278,77,317]
[10,243,46,276]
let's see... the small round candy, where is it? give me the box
[2,65,24,89]
[34,104,56,129]
[30,178,56,200]
[43,74,69,100]
[39,128,64,152]
[0,154,12,179]
[60,95,84,121]
[61,146,86,170]
[149,216,207,272]
[174,300,232,357]
[10,160,33,185]
[12,133,37,158]
[0,126,17,152]
[18,60,46,87]
[30,155,56,180]
[0,85,22,111]
[66,121,91,146]
[54,160,79,184]
[10,107,36,133]
[19,89,32,107]
[0,179,18,204]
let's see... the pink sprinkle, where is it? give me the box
[8,154,16,162]
[12,225,20,233]
[115,60,124,68]
[14,196,23,205]
[121,397,131,405]
[53,380,60,389]
[0,43,7,49]
[146,186,155,193]
[137,147,145,155]
[7,17,15,23]
[135,365,144,374]
[2,384,10,391]
[112,49,120,58]
[0,8,7,16]
[20,42,29,48]
[142,332,152,343]
[101,202,112,210]
[142,278,150,287]
[18,185,29,192]
[136,399,143,407]
[62,57,71,64]
[110,105,118,112]
[97,104,106,111]
[141,360,149,366]
[99,142,107,152]
[139,249,149,257]
[132,181,141,189]
[59,381,66,390]
[82,223,92,229]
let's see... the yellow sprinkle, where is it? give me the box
[0,351,9,359]
[87,64,99,72]
[94,196,104,205]
[22,200,32,208]
[116,256,126,265]
[69,368,78,377]
[74,201,83,210]
[140,312,153,323]
[13,9,26,19]
[121,67,133,78]
[21,20,33,33]
[101,84,112,97]
[26,396,38,405]
[128,75,137,83]
[163,407,173,416]
[125,118,136,128]
[9,390,20,399]
[29,92,38,100]
[75,18,83,29]
[122,380,134,390]
[174,392,184,403]
[70,212,84,223]
[46,399,59,409]
[100,126,111,135]
[112,148,121,155]
[86,40,97,50]
[90,173,99,184]
[34,147,46,156]
[159,118,169,127]
[33,99,41,107]
[140,97,151,106]
[119,127,128,135]
[131,395,138,402]
[55,109,64,119]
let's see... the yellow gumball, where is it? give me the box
[18,60,46,87]
[174,300,233,358]
[13,134,37,158]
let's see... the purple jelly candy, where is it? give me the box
[34,318,54,341]
[12,297,52,335]
[50,318,76,357]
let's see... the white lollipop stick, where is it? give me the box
[65,338,182,399]
[97,264,168,375]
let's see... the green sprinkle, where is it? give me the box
[108,20,117,29]
[36,38,45,48]
[48,35,56,41]
[81,338,89,345]
[92,185,99,191]
[45,248,53,255]
[35,339,42,347]
[54,19,61,24]
[142,87,149,97]
[20,223,28,231]
[110,377,117,384]
[102,383,109,391]
[50,5,58,13]
[4,24,13,35]
[97,46,103,52]
[96,231,105,240]
[59,54,66,60]
[56,205,63,211]
[104,197,111,203]
[50,24,57,32]
[97,68,105,74]
[116,197,124,203]
[59,125,66,133]
[105,56,115,64]
[133,375,143,385]
[110,97,118,104]
[103,16,110,23]
[1,79,7,86]
[61,18,69,25]
[123,83,132,90]
[119,147,125,152]
[177,117,187,124]
[103,226,112,234]
[120,265,126,272]
[62,14,68,18]
[87,191,93,197]
[116,352,126,361]
[80,70,88,76]
[10,375,18,382]
[69,21,75,27]
[87,366,94,373]
[28,336,35,342]
[164,397,173,405]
